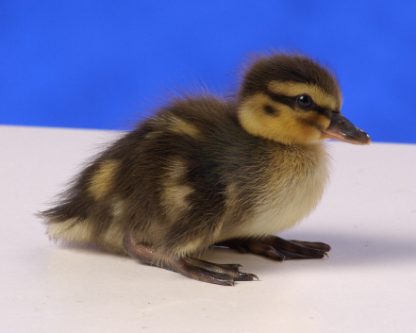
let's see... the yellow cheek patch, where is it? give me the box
[238,93,327,145]
[89,160,120,200]
[298,112,331,131]
[268,81,339,111]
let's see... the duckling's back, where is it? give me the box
[43,97,258,253]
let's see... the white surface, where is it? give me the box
[1,125,416,333]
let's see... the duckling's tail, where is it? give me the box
[39,205,125,255]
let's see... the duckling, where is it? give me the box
[41,54,370,286]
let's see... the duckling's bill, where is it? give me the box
[321,113,370,144]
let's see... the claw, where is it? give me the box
[235,272,259,281]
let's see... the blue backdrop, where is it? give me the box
[1,1,415,143]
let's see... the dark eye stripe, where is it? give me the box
[265,91,336,118]
[266,91,296,107]
[313,105,333,118]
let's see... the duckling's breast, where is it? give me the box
[221,143,329,239]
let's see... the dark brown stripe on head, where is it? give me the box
[266,91,295,108]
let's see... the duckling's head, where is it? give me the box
[237,54,370,145]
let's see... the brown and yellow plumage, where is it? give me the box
[41,54,370,285]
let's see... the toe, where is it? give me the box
[269,237,328,257]
[291,240,331,252]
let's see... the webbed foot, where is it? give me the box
[123,232,258,286]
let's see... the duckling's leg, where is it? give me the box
[217,236,330,261]
[123,231,257,286]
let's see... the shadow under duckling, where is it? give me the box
[41,54,370,286]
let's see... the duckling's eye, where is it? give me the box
[296,95,314,108]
